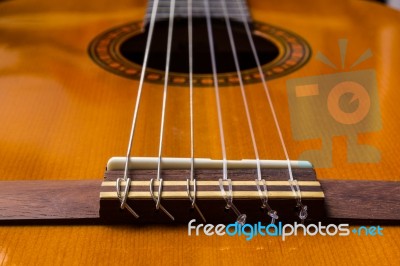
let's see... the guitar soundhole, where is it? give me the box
[119,18,279,74]
[89,20,311,86]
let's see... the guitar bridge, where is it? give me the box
[100,157,325,224]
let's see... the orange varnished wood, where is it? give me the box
[0,0,399,265]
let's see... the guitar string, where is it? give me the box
[188,0,195,184]
[187,0,207,223]
[156,0,176,182]
[116,0,161,219]
[122,0,160,181]
[233,0,305,212]
[148,0,177,220]
[204,0,246,224]
[203,0,228,181]
[219,0,262,182]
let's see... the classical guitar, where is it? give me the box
[0,0,399,264]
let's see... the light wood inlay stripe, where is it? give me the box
[101,180,321,187]
[100,191,324,199]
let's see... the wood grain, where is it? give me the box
[0,180,101,224]
[1,0,400,265]
[321,180,400,223]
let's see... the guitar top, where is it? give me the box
[0,0,399,265]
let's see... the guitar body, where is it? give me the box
[0,0,399,264]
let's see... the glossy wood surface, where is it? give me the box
[0,0,399,265]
